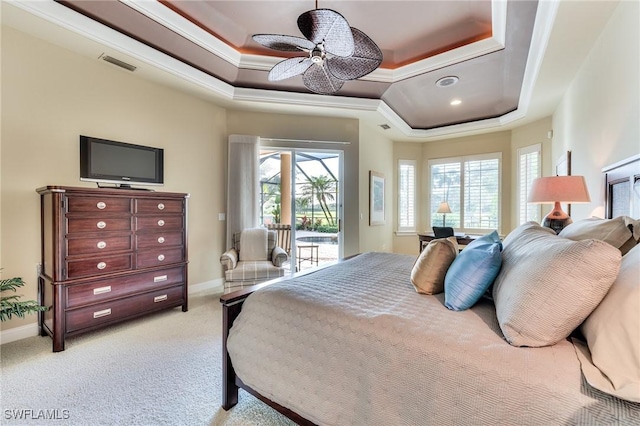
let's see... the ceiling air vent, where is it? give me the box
[100,54,137,72]
[379,124,391,130]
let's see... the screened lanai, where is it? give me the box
[259,150,341,271]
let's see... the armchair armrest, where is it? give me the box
[220,248,238,271]
[272,246,288,267]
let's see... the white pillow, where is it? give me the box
[410,237,458,294]
[559,216,640,255]
[493,222,622,347]
[574,244,640,402]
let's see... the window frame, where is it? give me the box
[397,159,417,233]
[517,143,542,225]
[428,152,502,234]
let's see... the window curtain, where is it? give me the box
[226,135,260,248]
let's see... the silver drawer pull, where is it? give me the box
[97,221,106,229]
[154,294,168,303]
[96,201,107,210]
[157,219,165,227]
[97,262,107,270]
[93,286,112,295]
[154,275,168,283]
[97,241,107,249]
[158,203,165,210]
[93,308,111,318]
[157,236,165,244]
[157,254,165,261]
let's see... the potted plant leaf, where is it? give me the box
[1,273,47,322]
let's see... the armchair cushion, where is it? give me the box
[224,260,286,283]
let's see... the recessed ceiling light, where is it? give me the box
[450,99,462,106]
[435,76,459,87]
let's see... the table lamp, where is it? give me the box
[436,202,452,226]
[527,175,591,233]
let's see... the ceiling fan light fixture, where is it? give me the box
[252,8,382,95]
[436,76,459,88]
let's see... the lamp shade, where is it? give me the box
[527,176,591,204]
[436,202,452,214]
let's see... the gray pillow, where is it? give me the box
[493,222,621,347]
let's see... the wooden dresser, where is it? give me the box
[37,186,189,352]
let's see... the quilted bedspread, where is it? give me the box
[227,252,640,425]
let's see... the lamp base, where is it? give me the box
[542,201,572,234]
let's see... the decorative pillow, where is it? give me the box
[444,231,502,311]
[493,222,621,347]
[411,237,458,294]
[574,243,640,402]
[559,216,640,255]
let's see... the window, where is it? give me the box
[398,160,416,232]
[517,144,541,224]
[429,153,501,233]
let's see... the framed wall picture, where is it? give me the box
[369,171,385,226]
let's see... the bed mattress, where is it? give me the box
[227,252,639,425]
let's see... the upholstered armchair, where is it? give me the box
[220,228,288,287]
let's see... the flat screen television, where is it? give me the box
[80,135,164,188]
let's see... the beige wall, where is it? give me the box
[358,122,394,253]
[1,27,227,331]
[552,0,639,220]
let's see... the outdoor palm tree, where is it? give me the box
[301,175,336,226]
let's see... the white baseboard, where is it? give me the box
[0,279,225,345]
[0,322,40,345]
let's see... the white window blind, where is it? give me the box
[518,144,541,224]
[398,160,416,232]
[429,153,501,233]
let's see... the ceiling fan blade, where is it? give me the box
[268,57,313,81]
[297,9,354,57]
[302,63,345,95]
[253,34,315,52]
[326,28,383,80]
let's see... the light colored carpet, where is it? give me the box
[0,290,296,426]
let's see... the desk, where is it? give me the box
[418,233,478,252]
[297,244,319,270]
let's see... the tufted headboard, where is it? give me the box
[603,154,640,219]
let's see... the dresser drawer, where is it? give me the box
[136,199,183,214]
[136,231,183,249]
[65,285,184,333]
[66,266,185,308]
[66,254,133,279]
[136,216,183,231]
[67,235,133,256]
[67,196,131,214]
[136,247,184,268]
[67,217,132,234]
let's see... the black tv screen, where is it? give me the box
[80,135,164,187]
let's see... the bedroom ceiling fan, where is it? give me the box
[252,2,383,95]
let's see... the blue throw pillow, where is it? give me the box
[444,231,503,311]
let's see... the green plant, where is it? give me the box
[1,273,47,322]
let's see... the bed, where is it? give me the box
[220,156,640,425]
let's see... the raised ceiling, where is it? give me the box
[5,1,614,142]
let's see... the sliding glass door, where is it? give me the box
[260,148,342,274]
